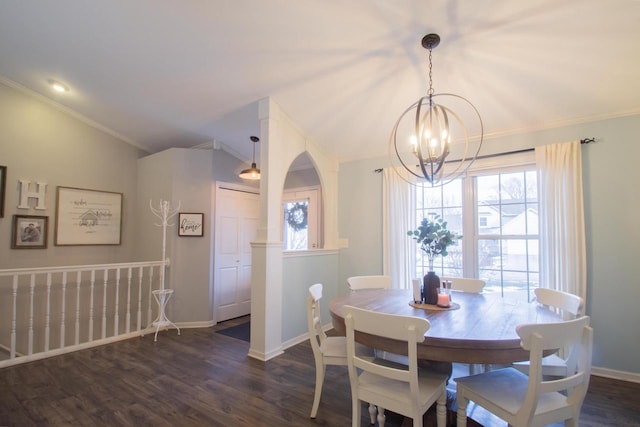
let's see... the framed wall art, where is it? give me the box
[12,215,48,249]
[0,165,6,217]
[178,212,204,237]
[55,186,123,246]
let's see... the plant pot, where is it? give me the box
[423,271,440,305]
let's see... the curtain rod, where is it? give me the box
[373,137,596,173]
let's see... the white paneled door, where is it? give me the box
[214,185,259,322]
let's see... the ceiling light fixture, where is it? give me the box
[239,136,261,180]
[48,79,69,93]
[389,33,483,186]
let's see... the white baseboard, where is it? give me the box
[281,323,333,351]
[175,320,215,329]
[592,366,640,383]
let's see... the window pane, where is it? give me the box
[283,201,308,250]
[525,170,538,202]
[501,203,526,235]
[500,172,525,201]
[526,209,539,235]
[477,175,499,204]
[442,181,463,207]
[502,238,529,271]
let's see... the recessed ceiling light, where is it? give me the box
[48,79,69,93]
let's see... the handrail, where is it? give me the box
[0,259,168,276]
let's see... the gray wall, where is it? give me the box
[136,148,214,323]
[0,82,144,269]
[338,114,640,376]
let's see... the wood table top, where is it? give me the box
[329,288,562,364]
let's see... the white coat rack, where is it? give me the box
[144,199,181,341]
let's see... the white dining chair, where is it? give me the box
[440,277,485,294]
[307,284,376,422]
[347,275,392,291]
[343,305,448,427]
[513,287,585,377]
[456,315,593,427]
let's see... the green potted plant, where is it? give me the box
[408,214,462,304]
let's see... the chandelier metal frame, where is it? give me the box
[389,33,483,186]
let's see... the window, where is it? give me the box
[411,159,539,301]
[282,187,321,250]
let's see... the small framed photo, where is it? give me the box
[12,215,49,249]
[178,212,204,237]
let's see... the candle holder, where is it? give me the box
[437,287,451,308]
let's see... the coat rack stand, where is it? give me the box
[142,199,181,341]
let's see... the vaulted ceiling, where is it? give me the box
[1,1,639,164]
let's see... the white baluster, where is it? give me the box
[89,270,95,342]
[147,267,154,325]
[45,273,52,352]
[11,275,18,359]
[60,271,67,349]
[75,271,81,346]
[102,269,108,339]
[137,266,143,331]
[126,267,132,334]
[29,275,35,356]
[114,268,121,335]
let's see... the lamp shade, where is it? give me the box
[239,136,260,180]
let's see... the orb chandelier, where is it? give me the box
[239,136,261,180]
[389,33,483,186]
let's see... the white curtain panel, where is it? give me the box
[382,168,415,289]
[535,140,587,306]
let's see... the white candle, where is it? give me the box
[412,278,422,302]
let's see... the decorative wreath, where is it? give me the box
[285,202,308,232]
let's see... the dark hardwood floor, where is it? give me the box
[1,317,639,426]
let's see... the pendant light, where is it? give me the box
[239,136,261,180]
[389,33,483,186]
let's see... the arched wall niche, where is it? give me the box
[283,151,324,249]
[284,152,320,189]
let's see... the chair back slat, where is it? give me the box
[441,277,485,294]
[347,275,392,291]
[534,287,584,317]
